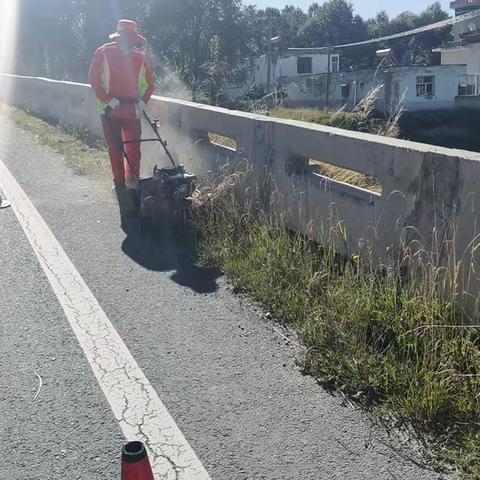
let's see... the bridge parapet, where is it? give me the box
[2,74,480,304]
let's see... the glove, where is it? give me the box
[107,98,120,110]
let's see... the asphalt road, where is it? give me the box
[0,115,446,479]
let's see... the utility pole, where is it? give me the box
[326,46,332,109]
[266,24,273,93]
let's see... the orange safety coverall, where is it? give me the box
[89,42,155,184]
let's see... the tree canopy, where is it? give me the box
[16,0,451,99]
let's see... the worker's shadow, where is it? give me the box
[120,218,221,294]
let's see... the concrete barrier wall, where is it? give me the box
[3,74,480,301]
[455,95,480,110]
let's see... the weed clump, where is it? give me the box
[188,168,480,478]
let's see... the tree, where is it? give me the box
[417,2,449,26]
[353,2,450,68]
[17,0,150,80]
[14,0,452,103]
[17,0,79,78]
[145,0,252,101]
[366,11,391,39]
[387,3,451,65]
[308,3,321,18]
[298,0,367,47]
[280,6,308,47]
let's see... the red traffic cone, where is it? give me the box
[121,441,154,480]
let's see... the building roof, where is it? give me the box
[451,0,480,7]
[286,47,330,55]
[434,33,480,51]
[451,0,480,14]
[433,41,468,51]
[333,10,480,49]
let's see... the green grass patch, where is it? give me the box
[189,171,480,478]
[5,107,109,179]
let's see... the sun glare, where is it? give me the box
[0,0,19,103]
[0,0,19,72]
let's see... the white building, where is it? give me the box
[279,64,468,112]
[226,48,340,99]
[252,48,339,85]
[227,0,480,111]
[451,0,480,16]
[280,4,480,112]
[433,1,480,101]
[434,3,480,96]
[386,65,470,111]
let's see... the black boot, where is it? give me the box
[114,182,137,219]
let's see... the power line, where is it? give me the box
[332,10,480,49]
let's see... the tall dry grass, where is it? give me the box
[188,165,480,478]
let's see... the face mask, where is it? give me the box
[118,38,133,54]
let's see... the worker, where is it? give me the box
[89,19,155,217]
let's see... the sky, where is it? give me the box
[249,0,452,19]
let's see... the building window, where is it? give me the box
[297,57,313,74]
[331,55,339,73]
[416,76,435,97]
[458,74,478,96]
[341,84,350,98]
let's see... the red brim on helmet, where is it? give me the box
[109,31,146,45]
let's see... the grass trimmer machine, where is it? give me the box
[105,107,197,231]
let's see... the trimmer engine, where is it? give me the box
[139,165,197,231]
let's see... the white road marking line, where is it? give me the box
[0,158,210,480]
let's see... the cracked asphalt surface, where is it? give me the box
[0,115,447,479]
